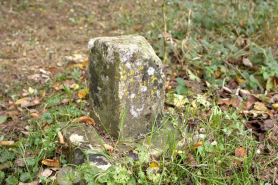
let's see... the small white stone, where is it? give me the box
[211,141,217,146]
[140,86,147,92]
[147,67,155,75]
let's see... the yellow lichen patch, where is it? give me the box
[151,76,157,83]
[123,75,127,81]
[140,66,144,70]
[128,69,135,76]
[130,78,134,83]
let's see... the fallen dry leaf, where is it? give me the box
[8,97,28,110]
[101,144,114,153]
[40,169,53,178]
[40,91,46,101]
[58,131,66,144]
[73,116,96,126]
[53,82,62,91]
[78,89,89,99]
[20,97,40,108]
[184,151,198,165]
[30,113,40,119]
[254,102,268,112]
[42,158,60,167]
[0,141,15,146]
[193,141,203,149]
[235,75,245,84]
[18,181,39,185]
[217,95,243,108]
[134,25,142,31]
[149,161,159,168]
[235,147,245,158]
[242,58,253,67]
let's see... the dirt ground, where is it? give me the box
[0,0,134,140]
[0,0,127,88]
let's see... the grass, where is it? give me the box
[0,0,278,184]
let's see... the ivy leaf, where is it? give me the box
[176,85,188,95]
[176,78,185,86]
[41,112,54,124]
[0,116,7,124]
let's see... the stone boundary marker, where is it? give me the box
[88,35,166,139]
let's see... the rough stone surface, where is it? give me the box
[88,35,165,139]
[61,123,111,170]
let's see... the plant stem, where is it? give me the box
[162,0,167,64]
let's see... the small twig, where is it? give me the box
[223,60,247,80]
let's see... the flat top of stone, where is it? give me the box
[88,35,149,50]
[88,35,161,66]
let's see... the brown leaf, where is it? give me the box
[40,91,46,101]
[30,113,40,119]
[184,151,198,166]
[14,158,26,167]
[193,141,203,149]
[235,147,245,158]
[217,95,243,108]
[20,97,40,108]
[8,97,28,110]
[73,116,96,126]
[40,169,53,178]
[270,94,278,104]
[101,144,114,153]
[254,102,268,112]
[78,89,89,99]
[134,25,142,31]
[58,131,66,144]
[42,158,60,167]
[18,181,39,185]
[53,82,62,91]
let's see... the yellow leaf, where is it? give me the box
[149,161,159,168]
[42,158,60,167]
[254,102,268,112]
[0,141,15,146]
[15,97,28,105]
[78,89,89,99]
[193,141,203,149]
[272,103,278,111]
[236,75,245,84]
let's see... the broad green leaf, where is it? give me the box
[176,85,188,95]
[0,116,7,124]
[176,78,185,86]
[187,69,200,82]
[41,112,54,124]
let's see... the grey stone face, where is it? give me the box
[88,35,165,139]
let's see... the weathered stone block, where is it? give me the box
[88,35,165,139]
